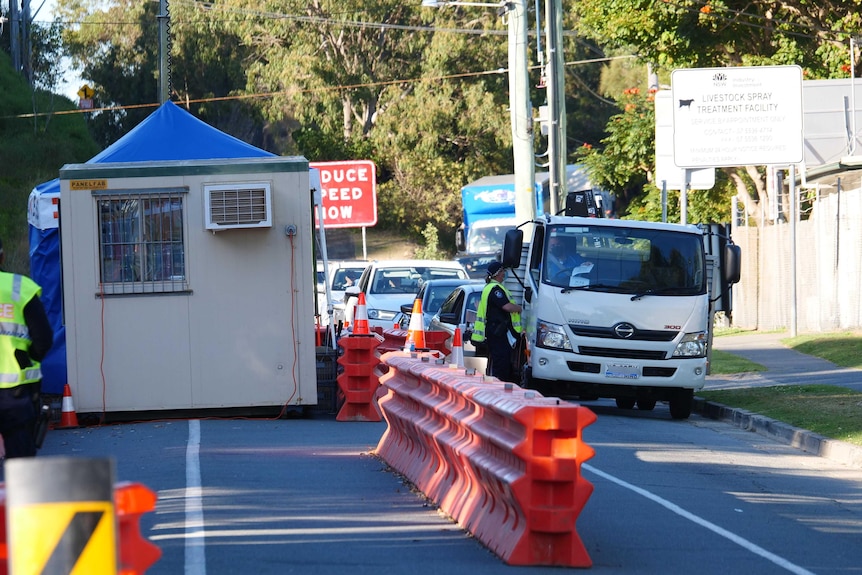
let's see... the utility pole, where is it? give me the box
[544,0,566,216]
[509,0,537,230]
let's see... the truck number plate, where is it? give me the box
[605,363,639,379]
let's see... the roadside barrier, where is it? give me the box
[115,482,162,575]
[336,332,384,421]
[373,327,450,356]
[375,352,596,567]
[0,459,160,575]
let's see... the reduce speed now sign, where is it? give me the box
[310,160,378,229]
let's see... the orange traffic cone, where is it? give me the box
[56,384,80,429]
[404,298,426,351]
[353,292,371,335]
[448,326,465,368]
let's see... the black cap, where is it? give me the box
[487,261,503,276]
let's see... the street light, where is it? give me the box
[423,0,536,229]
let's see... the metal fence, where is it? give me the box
[729,187,862,333]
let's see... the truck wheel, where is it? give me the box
[636,399,657,411]
[615,398,635,410]
[669,389,693,419]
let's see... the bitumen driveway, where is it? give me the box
[696,330,862,468]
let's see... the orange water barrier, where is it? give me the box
[375,351,596,567]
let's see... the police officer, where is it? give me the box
[471,261,522,382]
[0,237,54,459]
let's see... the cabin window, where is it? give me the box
[94,187,189,295]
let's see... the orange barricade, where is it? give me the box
[115,482,162,575]
[0,486,5,575]
[375,353,596,567]
[0,481,160,575]
[336,333,383,421]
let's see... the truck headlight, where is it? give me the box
[536,320,572,351]
[673,331,707,357]
[368,308,397,321]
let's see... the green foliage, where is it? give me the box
[783,332,862,370]
[0,52,100,275]
[413,222,447,261]
[699,385,862,446]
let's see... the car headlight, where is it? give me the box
[536,320,572,351]
[673,331,707,357]
[368,308,397,321]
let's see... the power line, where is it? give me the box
[2,54,633,120]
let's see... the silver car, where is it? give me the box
[428,282,488,371]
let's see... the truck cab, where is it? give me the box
[502,215,740,419]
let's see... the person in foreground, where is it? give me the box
[471,261,522,383]
[0,237,54,459]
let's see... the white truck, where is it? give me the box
[501,215,740,419]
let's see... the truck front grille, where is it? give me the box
[570,325,677,342]
[578,346,667,360]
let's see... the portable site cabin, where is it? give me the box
[58,156,317,415]
[27,101,295,400]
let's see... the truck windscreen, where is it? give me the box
[539,225,706,295]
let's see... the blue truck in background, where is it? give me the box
[455,165,613,278]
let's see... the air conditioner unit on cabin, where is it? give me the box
[204,182,272,231]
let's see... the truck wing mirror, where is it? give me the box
[502,229,523,267]
[455,227,467,252]
[724,244,741,285]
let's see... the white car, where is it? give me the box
[342,259,469,331]
[316,260,368,325]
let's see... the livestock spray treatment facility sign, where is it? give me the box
[671,65,803,168]
[310,160,377,228]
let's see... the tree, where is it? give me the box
[56,0,269,148]
[569,0,862,223]
[226,0,518,243]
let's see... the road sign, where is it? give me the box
[310,160,377,228]
[671,65,803,168]
[77,84,95,99]
[654,90,715,190]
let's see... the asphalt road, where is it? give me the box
[17,401,862,575]
[4,331,861,574]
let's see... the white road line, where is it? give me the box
[185,420,206,575]
[583,463,816,575]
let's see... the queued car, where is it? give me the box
[399,278,484,330]
[341,259,469,331]
[428,282,488,370]
[316,260,369,325]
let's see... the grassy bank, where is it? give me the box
[702,331,862,447]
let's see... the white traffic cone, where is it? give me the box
[353,292,370,335]
[404,298,426,351]
[448,326,465,368]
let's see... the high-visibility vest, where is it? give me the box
[0,272,43,388]
[472,280,522,343]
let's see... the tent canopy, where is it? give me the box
[28,101,274,394]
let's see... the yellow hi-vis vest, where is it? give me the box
[472,280,522,343]
[0,272,43,388]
